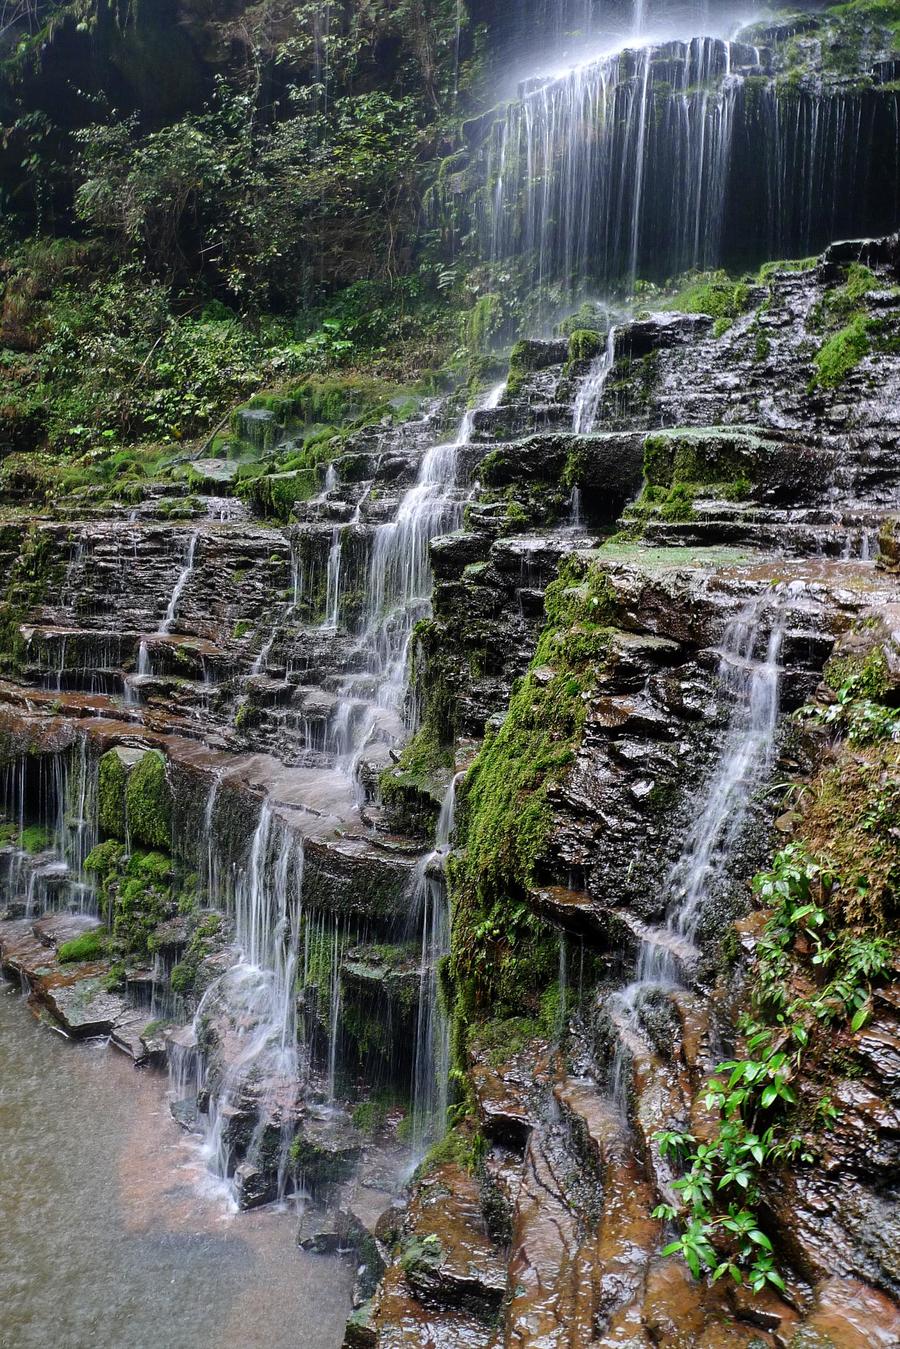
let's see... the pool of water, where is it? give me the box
[0,982,354,1349]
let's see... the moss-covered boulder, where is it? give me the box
[641,425,832,504]
[124,749,173,851]
[567,329,604,365]
[98,748,129,838]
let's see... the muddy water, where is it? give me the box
[0,984,353,1348]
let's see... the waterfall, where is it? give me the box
[165,385,508,1194]
[0,737,99,916]
[125,532,200,697]
[610,592,785,1097]
[331,383,506,784]
[573,325,617,435]
[478,35,899,295]
[161,532,199,635]
[323,527,343,631]
[409,774,460,1160]
[175,791,305,1203]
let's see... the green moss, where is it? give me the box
[288,1134,358,1185]
[124,750,172,851]
[417,1126,480,1177]
[463,293,503,367]
[379,719,452,824]
[470,1015,541,1067]
[20,824,52,853]
[351,1098,394,1135]
[665,271,753,323]
[643,426,765,490]
[58,929,108,963]
[757,256,818,282]
[169,912,222,995]
[819,263,879,326]
[450,556,617,1012]
[566,328,603,365]
[0,526,65,676]
[98,749,127,839]
[127,849,173,881]
[241,469,318,520]
[812,312,872,387]
[824,645,890,699]
[84,838,127,878]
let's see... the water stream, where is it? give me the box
[610,591,786,1099]
[126,531,201,698]
[408,774,460,1160]
[573,325,618,434]
[171,385,506,1196]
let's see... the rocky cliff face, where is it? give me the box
[0,242,899,1347]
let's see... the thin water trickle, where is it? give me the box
[609,592,786,1104]
[125,532,200,697]
[161,531,199,635]
[573,325,617,434]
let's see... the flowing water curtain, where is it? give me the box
[480,41,742,295]
[478,38,900,296]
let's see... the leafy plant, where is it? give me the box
[656,841,893,1291]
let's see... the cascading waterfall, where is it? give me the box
[161,532,199,635]
[168,386,507,1195]
[126,531,200,699]
[478,34,899,295]
[409,774,460,1160]
[610,591,786,1100]
[0,737,99,915]
[331,384,505,782]
[178,791,306,1202]
[573,325,618,434]
[323,527,343,631]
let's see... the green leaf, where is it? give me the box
[749,1230,773,1251]
[850,1005,871,1032]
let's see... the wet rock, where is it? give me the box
[804,1275,900,1347]
[38,974,123,1035]
[396,1164,506,1319]
[235,1161,273,1210]
[292,1110,363,1193]
[170,1097,202,1133]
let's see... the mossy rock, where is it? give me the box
[567,328,603,365]
[812,313,872,388]
[58,928,108,963]
[124,750,172,851]
[98,746,152,841]
[98,749,128,838]
[506,339,568,396]
[878,517,900,573]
